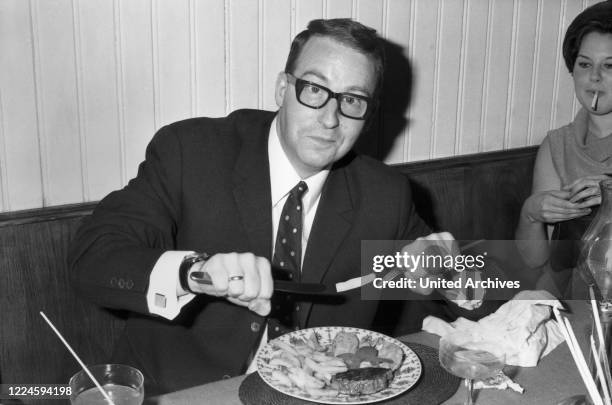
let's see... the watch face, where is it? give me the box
[185,254,199,263]
[187,252,209,264]
[180,253,210,293]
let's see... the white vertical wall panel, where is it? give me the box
[154,0,192,127]
[355,0,384,33]
[506,0,537,149]
[326,0,353,18]
[262,0,292,111]
[31,0,84,206]
[75,0,122,201]
[432,0,464,158]
[295,0,324,33]
[228,0,260,110]
[193,0,226,117]
[0,1,43,211]
[530,0,563,145]
[380,0,412,164]
[481,0,514,152]
[407,0,438,161]
[551,1,583,130]
[0,0,603,213]
[456,0,489,155]
[118,0,156,183]
[0,90,7,211]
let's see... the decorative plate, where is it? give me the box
[255,326,422,404]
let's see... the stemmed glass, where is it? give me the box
[439,332,506,405]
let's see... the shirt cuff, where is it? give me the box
[146,250,196,320]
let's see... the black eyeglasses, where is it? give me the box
[285,73,374,120]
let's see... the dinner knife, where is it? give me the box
[189,270,332,295]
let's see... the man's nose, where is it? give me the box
[320,97,340,128]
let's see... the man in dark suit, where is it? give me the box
[68,18,450,395]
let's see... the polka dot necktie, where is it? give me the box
[268,181,308,339]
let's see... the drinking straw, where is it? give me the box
[590,288,606,347]
[564,316,603,405]
[589,286,612,391]
[39,311,116,405]
[592,91,599,111]
[590,335,612,405]
[553,307,603,405]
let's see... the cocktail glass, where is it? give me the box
[69,364,144,405]
[439,332,505,405]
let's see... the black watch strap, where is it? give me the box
[179,252,210,293]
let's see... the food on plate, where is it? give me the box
[264,329,405,398]
[308,330,325,352]
[378,341,404,371]
[331,367,394,395]
[332,331,360,356]
[337,346,392,369]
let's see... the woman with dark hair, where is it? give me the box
[516,0,612,297]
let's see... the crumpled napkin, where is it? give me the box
[473,370,524,393]
[423,290,565,366]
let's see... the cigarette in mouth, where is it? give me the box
[591,90,599,111]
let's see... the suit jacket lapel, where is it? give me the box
[302,165,355,283]
[232,113,275,259]
[298,164,355,327]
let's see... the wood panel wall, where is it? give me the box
[0,147,536,390]
[0,0,596,213]
[0,203,125,392]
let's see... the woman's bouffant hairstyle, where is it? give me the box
[563,0,612,73]
[284,19,385,99]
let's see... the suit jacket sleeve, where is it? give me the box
[68,124,184,314]
[397,175,430,241]
[390,174,495,335]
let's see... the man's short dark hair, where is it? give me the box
[562,0,612,73]
[284,18,385,99]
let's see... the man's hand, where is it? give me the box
[400,233,485,310]
[187,252,273,316]
[400,232,459,295]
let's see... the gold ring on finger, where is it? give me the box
[228,275,244,282]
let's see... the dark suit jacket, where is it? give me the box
[68,109,433,395]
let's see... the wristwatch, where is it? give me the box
[179,252,210,293]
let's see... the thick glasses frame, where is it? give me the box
[285,73,374,120]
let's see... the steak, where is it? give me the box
[331,367,394,395]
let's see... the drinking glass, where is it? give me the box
[69,364,144,405]
[439,332,505,405]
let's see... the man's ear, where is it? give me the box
[275,72,288,107]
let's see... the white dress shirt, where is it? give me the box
[245,118,328,373]
[146,117,329,332]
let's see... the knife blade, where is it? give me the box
[189,270,332,295]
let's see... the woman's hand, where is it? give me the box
[564,175,610,206]
[522,189,591,224]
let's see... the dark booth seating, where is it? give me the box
[0,146,536,388]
